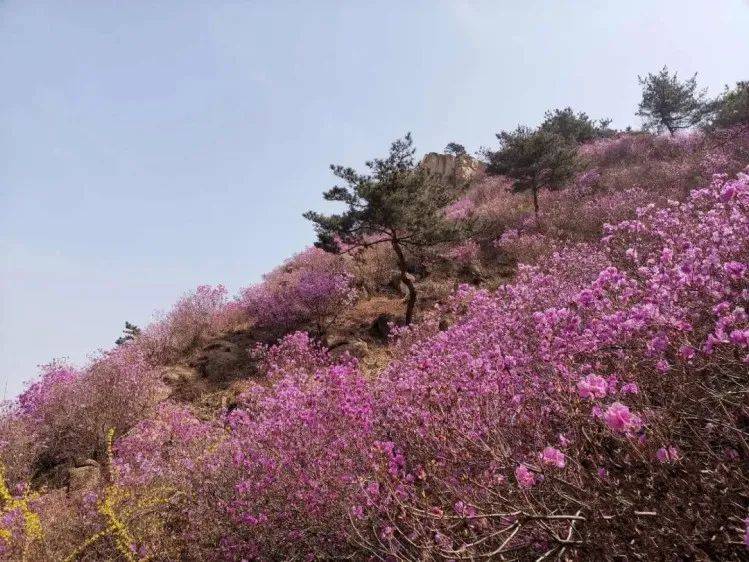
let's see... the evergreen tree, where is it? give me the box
[636,66,710,134]
[485,127,577,216]
[708,81,749,129]
[540,107,613,143]
[304,134,460,325]
[444,142,467,156]
[115,321,141,345]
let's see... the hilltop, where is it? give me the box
[1,80,748,559]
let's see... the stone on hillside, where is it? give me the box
[190,339,256,385]
[370,313,394,340]
[420,152,485,187]
[159,365,199,386]
[68,460,101,493]
[329,339,369,360]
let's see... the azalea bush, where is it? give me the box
[1,144,748,559]
[237,247,355,337]
[348,173,748,558]
[103,171,749,560]
[0,344,165,490]
[484,127,749,265]
[139,284,239,365]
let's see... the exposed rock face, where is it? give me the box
[159,365,199,386]
[420,152,485,187]
[328,338,369,360]
[188,331,263,387]
[68,460,101,493]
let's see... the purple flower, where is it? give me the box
[603,402,642,434]
[515,464,536,488]
[540,446,566,468]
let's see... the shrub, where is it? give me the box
[139,285,234,365]
[350,172,749,558]
[237,247,354,337]
[0,345,165,487]
[88,172,749,560]
[3,146,749,560]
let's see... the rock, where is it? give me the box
[159,365,199,386]
[370,313,394,340]
[330,339,369,360]
[68,460,101,492]
[420,152,485,187]
[464,262,486,285]
[190,339,256,385]
[389,270,416,295]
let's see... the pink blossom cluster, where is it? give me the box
[487,127,749,266]
[2,149,748,559]
[104,172,749,559]
[140,284,237,364]
[1,345,165,485]
[237,247,354,336]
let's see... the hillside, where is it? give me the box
[1,122,748,560]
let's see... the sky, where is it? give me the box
[1,1,748,398]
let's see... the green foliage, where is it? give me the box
[540,107,613,142]
[708,81,749,129]
[444,142,467,156]
[636,66,710,134]
[115,322,141,346]
[304,133,461,324]
[484,127,577,214]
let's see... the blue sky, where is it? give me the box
[1,0,748,397]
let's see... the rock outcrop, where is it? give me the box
[68,459,101,493]
[420,152,485,187]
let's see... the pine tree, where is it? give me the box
[636,66,710,134]
[444,142,467,156]
[485,127,577,216]
[115,321,141,345]
[540,107,613,143]
[708,81,749,129]
[304,134,461,325]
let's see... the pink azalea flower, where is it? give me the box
[603,402,642,433]
[540,446,566,468]
[656,446,680,463]
[577,375,608,399]
[515,464,536,488]
[620,382,639,394]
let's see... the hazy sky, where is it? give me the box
[1,1,748,397]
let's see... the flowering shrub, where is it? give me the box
[91,172,748,560]
[0,345,165,488]
[1,144,748,559]
[445,239,481,266]
[237,247,354,336]
[346,172,749,558]
[483,128,749,266]
[139,284,236,365]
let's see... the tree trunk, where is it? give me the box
[532,183,540,218]
[390,237,417,325]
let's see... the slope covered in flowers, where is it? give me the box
[0,132,748,560]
